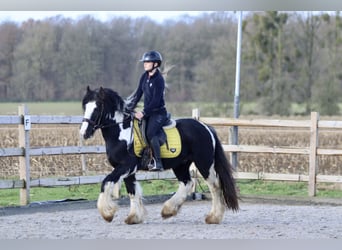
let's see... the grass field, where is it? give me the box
[0,102,84,116]
[4,101,342,117]
[1,179,341,207]
[0,101,230,117]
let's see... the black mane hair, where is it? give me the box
[82,86,127,114]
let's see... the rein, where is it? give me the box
[82,101,133,131]
[82,113,133,131]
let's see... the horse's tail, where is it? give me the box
[212,130,239,211]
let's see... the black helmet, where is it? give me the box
[140,50,162,67]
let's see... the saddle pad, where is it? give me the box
[133,120,181,158]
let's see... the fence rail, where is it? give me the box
[1,105,342,205]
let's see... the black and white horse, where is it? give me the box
[80,86,239,224]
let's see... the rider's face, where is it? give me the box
[143,61,155,71]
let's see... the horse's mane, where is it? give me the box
[82,86,126,114]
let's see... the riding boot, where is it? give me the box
[149,137,164,171]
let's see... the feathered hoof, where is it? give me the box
[205,213,223,224]
[97,192,118,223]
[161,206,178,219]
[99,210,115,223]
[124,214,144,224]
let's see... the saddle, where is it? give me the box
[133,114,181,160]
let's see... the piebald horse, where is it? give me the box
[80,86,239,224]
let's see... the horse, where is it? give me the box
[79,86,239,224]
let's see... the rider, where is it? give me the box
[127,50,168,171]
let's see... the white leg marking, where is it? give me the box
[125,182,146,224]
[161,180,194,219]
[97,182,118,222]
[205,164,225,224]
[112,179,122,200]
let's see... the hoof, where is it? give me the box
[205,213,222,224]
[125,214,144,224]
[97,192,118,223]
[100,213,114,223]
[161,205,178,219]
[161,211,177,219]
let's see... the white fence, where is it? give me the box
[1,105,342,205]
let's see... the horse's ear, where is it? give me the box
[99,86,105,99]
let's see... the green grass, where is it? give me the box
[0,184,102,207]
[0,102,83,115]
[3,101,342,117]
[1,179,341,207]
[237,180,308,197]
[237,180,342,198]
[0,101,234,117]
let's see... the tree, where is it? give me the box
[10,19,59,101]
[313,12,342,115]
[57,16,104,100]
[291,12,322,114]
[0,21,19,100]
[165,12,236,102]
[245,11,290,115]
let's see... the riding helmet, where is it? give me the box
[140,50,163,67]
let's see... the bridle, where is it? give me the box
[82,100,106,131]
[82,100,133,132]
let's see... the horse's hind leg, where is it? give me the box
[123,174,146,224]
[161,164,194,219]
[203,165,225,224]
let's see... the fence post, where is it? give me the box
[191,108,200,194]
[79,134,88,175]
[18,104,31,205]
[309,112,319,197]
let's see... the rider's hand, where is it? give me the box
[134,111,144,120]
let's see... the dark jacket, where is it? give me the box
[128,69,166,117]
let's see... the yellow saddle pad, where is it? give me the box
[133,119,181,158]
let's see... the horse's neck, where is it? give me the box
[101,117,133,148]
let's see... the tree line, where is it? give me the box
[0,11,341,116]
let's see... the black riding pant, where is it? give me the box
[145,109,167,144]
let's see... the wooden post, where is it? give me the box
[191,108,200,194]
[18,104,31,205]
[228,126,234,168]
[79,133,88,175]
[309,112,319,197]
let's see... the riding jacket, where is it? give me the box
[128,69,166,117]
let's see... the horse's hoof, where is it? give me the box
[205,214,222,224]
[125,214,143,224]
[161,212,176,219]
[97,192,117,223]
[101,214,114,223]
[161,207,178,219]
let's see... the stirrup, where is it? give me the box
[148,158,164,171]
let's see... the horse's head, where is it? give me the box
[80,86,125,139]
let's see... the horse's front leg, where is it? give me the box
[123,174,146,224]
[97,171,121,222]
